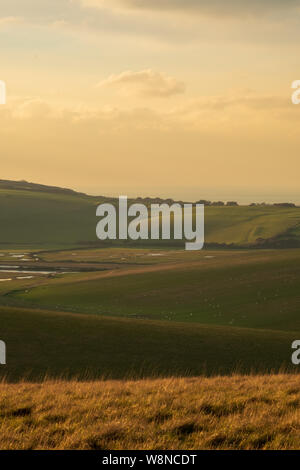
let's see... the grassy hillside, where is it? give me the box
[205,205,300,246]
[9,249,300,331]
[0,180,299,248]
[0,305,298,382]
[1,374,300,449]
[0,188,98,249]
[1,181,300,452]
[0,181,300,393]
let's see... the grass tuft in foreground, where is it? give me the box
[0,374,300,450]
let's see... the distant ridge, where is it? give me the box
[0,179,298,208]
[0,179,187,205]
[0,179,300,249]
[0,179,88,197]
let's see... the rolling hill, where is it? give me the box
[0,179,300,249]
[0,180,300,383]
[8,248,300,331]
[0,305,298,382]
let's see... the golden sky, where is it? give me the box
[1,0,300,202]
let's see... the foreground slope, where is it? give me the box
[0,306,298,381]
[0,374,300,449]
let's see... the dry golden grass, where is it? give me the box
[0,374,300,450]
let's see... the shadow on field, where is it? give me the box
[0,306,299,383]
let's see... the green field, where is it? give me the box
[0,181,300,382]
[0,306,298,382]
[0,181,300,249]
[0,247,299,381]
[7,249,300,330]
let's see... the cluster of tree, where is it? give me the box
[133,197,297,208]
[135,197,178,205]
[196,200,239,206]
[250,202,296,208]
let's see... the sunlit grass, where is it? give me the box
[0,374,300,450]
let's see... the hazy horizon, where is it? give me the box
[2,177,300,205]
[1,1,300,199]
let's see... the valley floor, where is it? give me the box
[0,374,300,450]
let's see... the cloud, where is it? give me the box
[1,92,299,198]
[9,98,54,120]
[97,70,186,98]
[81,0,300,17]
[1,92,296,132]
[0,16,23,26]
[1,1,300,46]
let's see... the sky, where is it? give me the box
[1,0,300,202]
